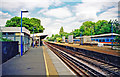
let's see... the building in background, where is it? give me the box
[76,33,120,45]
[30,33,47,46]
[1,27,30,53]
[91,33,120,44]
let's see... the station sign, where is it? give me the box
[15,33,24,36]
[15,33,20,36]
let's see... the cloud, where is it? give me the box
[73,2,118,22]
[55,17,76,23]
[0,11,11,18]
[37,9,48,14]
[97,6,118,21]
[39,16,82,36]
[0,0,62,12]
[0,18,10,26]
[37,1,119,36]
[43,7,72,18]
[81,0,119,2]
[0,11,12,26]
[0,0,119,36]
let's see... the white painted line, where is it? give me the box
[44,45,76,76]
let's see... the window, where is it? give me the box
[99,39,101,42]
[8,33,14,35]
[103,39,105,42]
[2,33,6,36]
[96,39,98,41]
[106,39,109,42]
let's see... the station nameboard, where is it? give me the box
[68,35,73,43]
[15,33,21,36]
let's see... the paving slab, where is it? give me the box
[1,47,46,76]
[44,45,75,76]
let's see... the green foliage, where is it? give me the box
[46,37,49,40]
[47,19,120,42]
[80,21,95,36]
[56,37,62,42]
[80,20,120,36]
[94,20,110,34]
[5,16,45,33]
[115,36,120,44]
[60,32,69,39]
[59,26,64,34]
[72,29,81,38]
[0,38,12,42]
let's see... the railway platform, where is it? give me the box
[51,42,120,56]
[1,45,75,77]
[1,41,120,77]
[45,42,120,76]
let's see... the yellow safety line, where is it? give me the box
[42,46,49,77]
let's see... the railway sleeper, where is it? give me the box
[45,42,119,76]
[51,43,120,76]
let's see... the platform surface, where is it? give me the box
[43,45,75,76]
[2,47,46,76]
[1,45,76,77]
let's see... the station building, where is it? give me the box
[30,33,47,46]
[91,33,120,44]
[76,33,120,44]
[1,27,30,53]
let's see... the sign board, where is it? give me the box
[68,35,73,43]
[15,33,24,36]
[15,33,20,36]
[21,33,24,36]
[62,36,65,42]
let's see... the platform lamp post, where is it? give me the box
[91,26,93,46]
[33,26,36,48]
[80,30,83,45]
[111,21,114,49]
[21,10,28,56]
[91,26,93,41]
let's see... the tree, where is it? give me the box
[80,21,95,36]
[5,16,45,33]
[56,37,62,42]
[59,26,64,34]
[115,36,120,44]
[46,37,49,40]
[47,19,120,42]
[113,19,120,34]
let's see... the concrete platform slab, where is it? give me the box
[2,47,46,76]
[44,45,75,76]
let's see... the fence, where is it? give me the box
[1,41,19,63]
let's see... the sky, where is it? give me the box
[0,0,120,36]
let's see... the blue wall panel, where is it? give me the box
[1,41,19,63]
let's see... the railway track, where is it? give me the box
[44,42,120,77]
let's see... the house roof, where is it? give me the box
[30,33,48,37]
[76,33,120,39]
[1,27,30,35]
[91,33,120,37]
